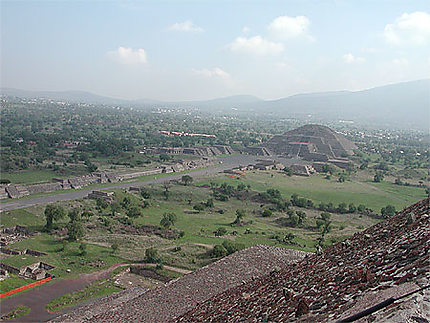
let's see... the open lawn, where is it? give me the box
[199,171,426,211]
[1,167,425,296]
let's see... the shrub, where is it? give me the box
[212,245,227,258]
[214,227,227,236]
[144,248,160,263]
[261,209,273,217]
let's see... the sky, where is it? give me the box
[1,0,430,101]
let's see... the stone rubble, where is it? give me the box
[51,245,307,323]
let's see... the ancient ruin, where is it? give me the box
[50,246,307,322]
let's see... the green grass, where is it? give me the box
[199,171,426,211]
[46,279,123,312]
[0,274,32,294]
[0,209,45,229]
[1,234,124,280]
[1,170,60,184]
[0,305,30,321]
[1,165,214,203]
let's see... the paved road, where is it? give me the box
[0,155,261,212]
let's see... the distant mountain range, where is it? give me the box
[2,79,429,128]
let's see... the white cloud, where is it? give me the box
[107,47,147,64]
[228,36,284,55]
[383,12,430,45]
[342,53,365,64]
[361,47,379,53]
[268,15,313,40]
[192,67,230,78]
[242,26,250,34]
[392,58,409,66]
[169,20,204,33]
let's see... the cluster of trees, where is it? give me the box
[160,212,177,229]
[193,198,214,212]
[317,202,361,214]
[259,189,290,211]
[44,204,84,241]
[211,240,244,258]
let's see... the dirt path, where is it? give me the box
[0,262,192,322]
[0,263,126,322]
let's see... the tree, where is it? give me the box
[127,205,143,218]
[67,220,84,241]
[60,239,68,252]
[236,183,246,191]
[68,208,81,222]
[111,242,119,254]
[296,210,307,225]
[338,174,346,183]
[144,248,160,263]
[159,154,170,162]
[160,212,177,229]
[110,202,121,216]
[79,243,87,256]
[262,209,273,217]
[193,203,205,212]
[348,203,357,213]
[381,205,396,217]
[44,204,66,231]
[283,167,292,176]
[232,209,246,225]
[96,198,108,209]
[181,175,193,186]
[357,204,366,213]
[222,240,243,255]
[163,182,171,200]
[316,212,332,235]
[205,198,214,208]
[140,189,151,199]
[374,172,384,183]
[337,203,348,214]
[288,210,300,227]
[283,233,295,244]
[214,227,227,236]
[211,245,227,258]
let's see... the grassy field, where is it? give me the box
[199,171,427,211]
[0,170,61,185]
[0,167,425,297]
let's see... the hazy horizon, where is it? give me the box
[2,1,430,101]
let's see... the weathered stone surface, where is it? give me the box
[264,124,357,161]
[53,245,307,323]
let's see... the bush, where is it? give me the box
[261,209,273,217]
[127,206,143,218]
[221,240,244,255]
[67,221,84,241]
[140,189,151,199]
[214,227,227,236]
[160,212,177,229]
[212,245,227,258]
[144,248,160,263]
[381,205,396,217]
[193,204,205,212]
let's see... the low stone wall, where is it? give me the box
[0,263,20,275]
[4,157,214,199]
